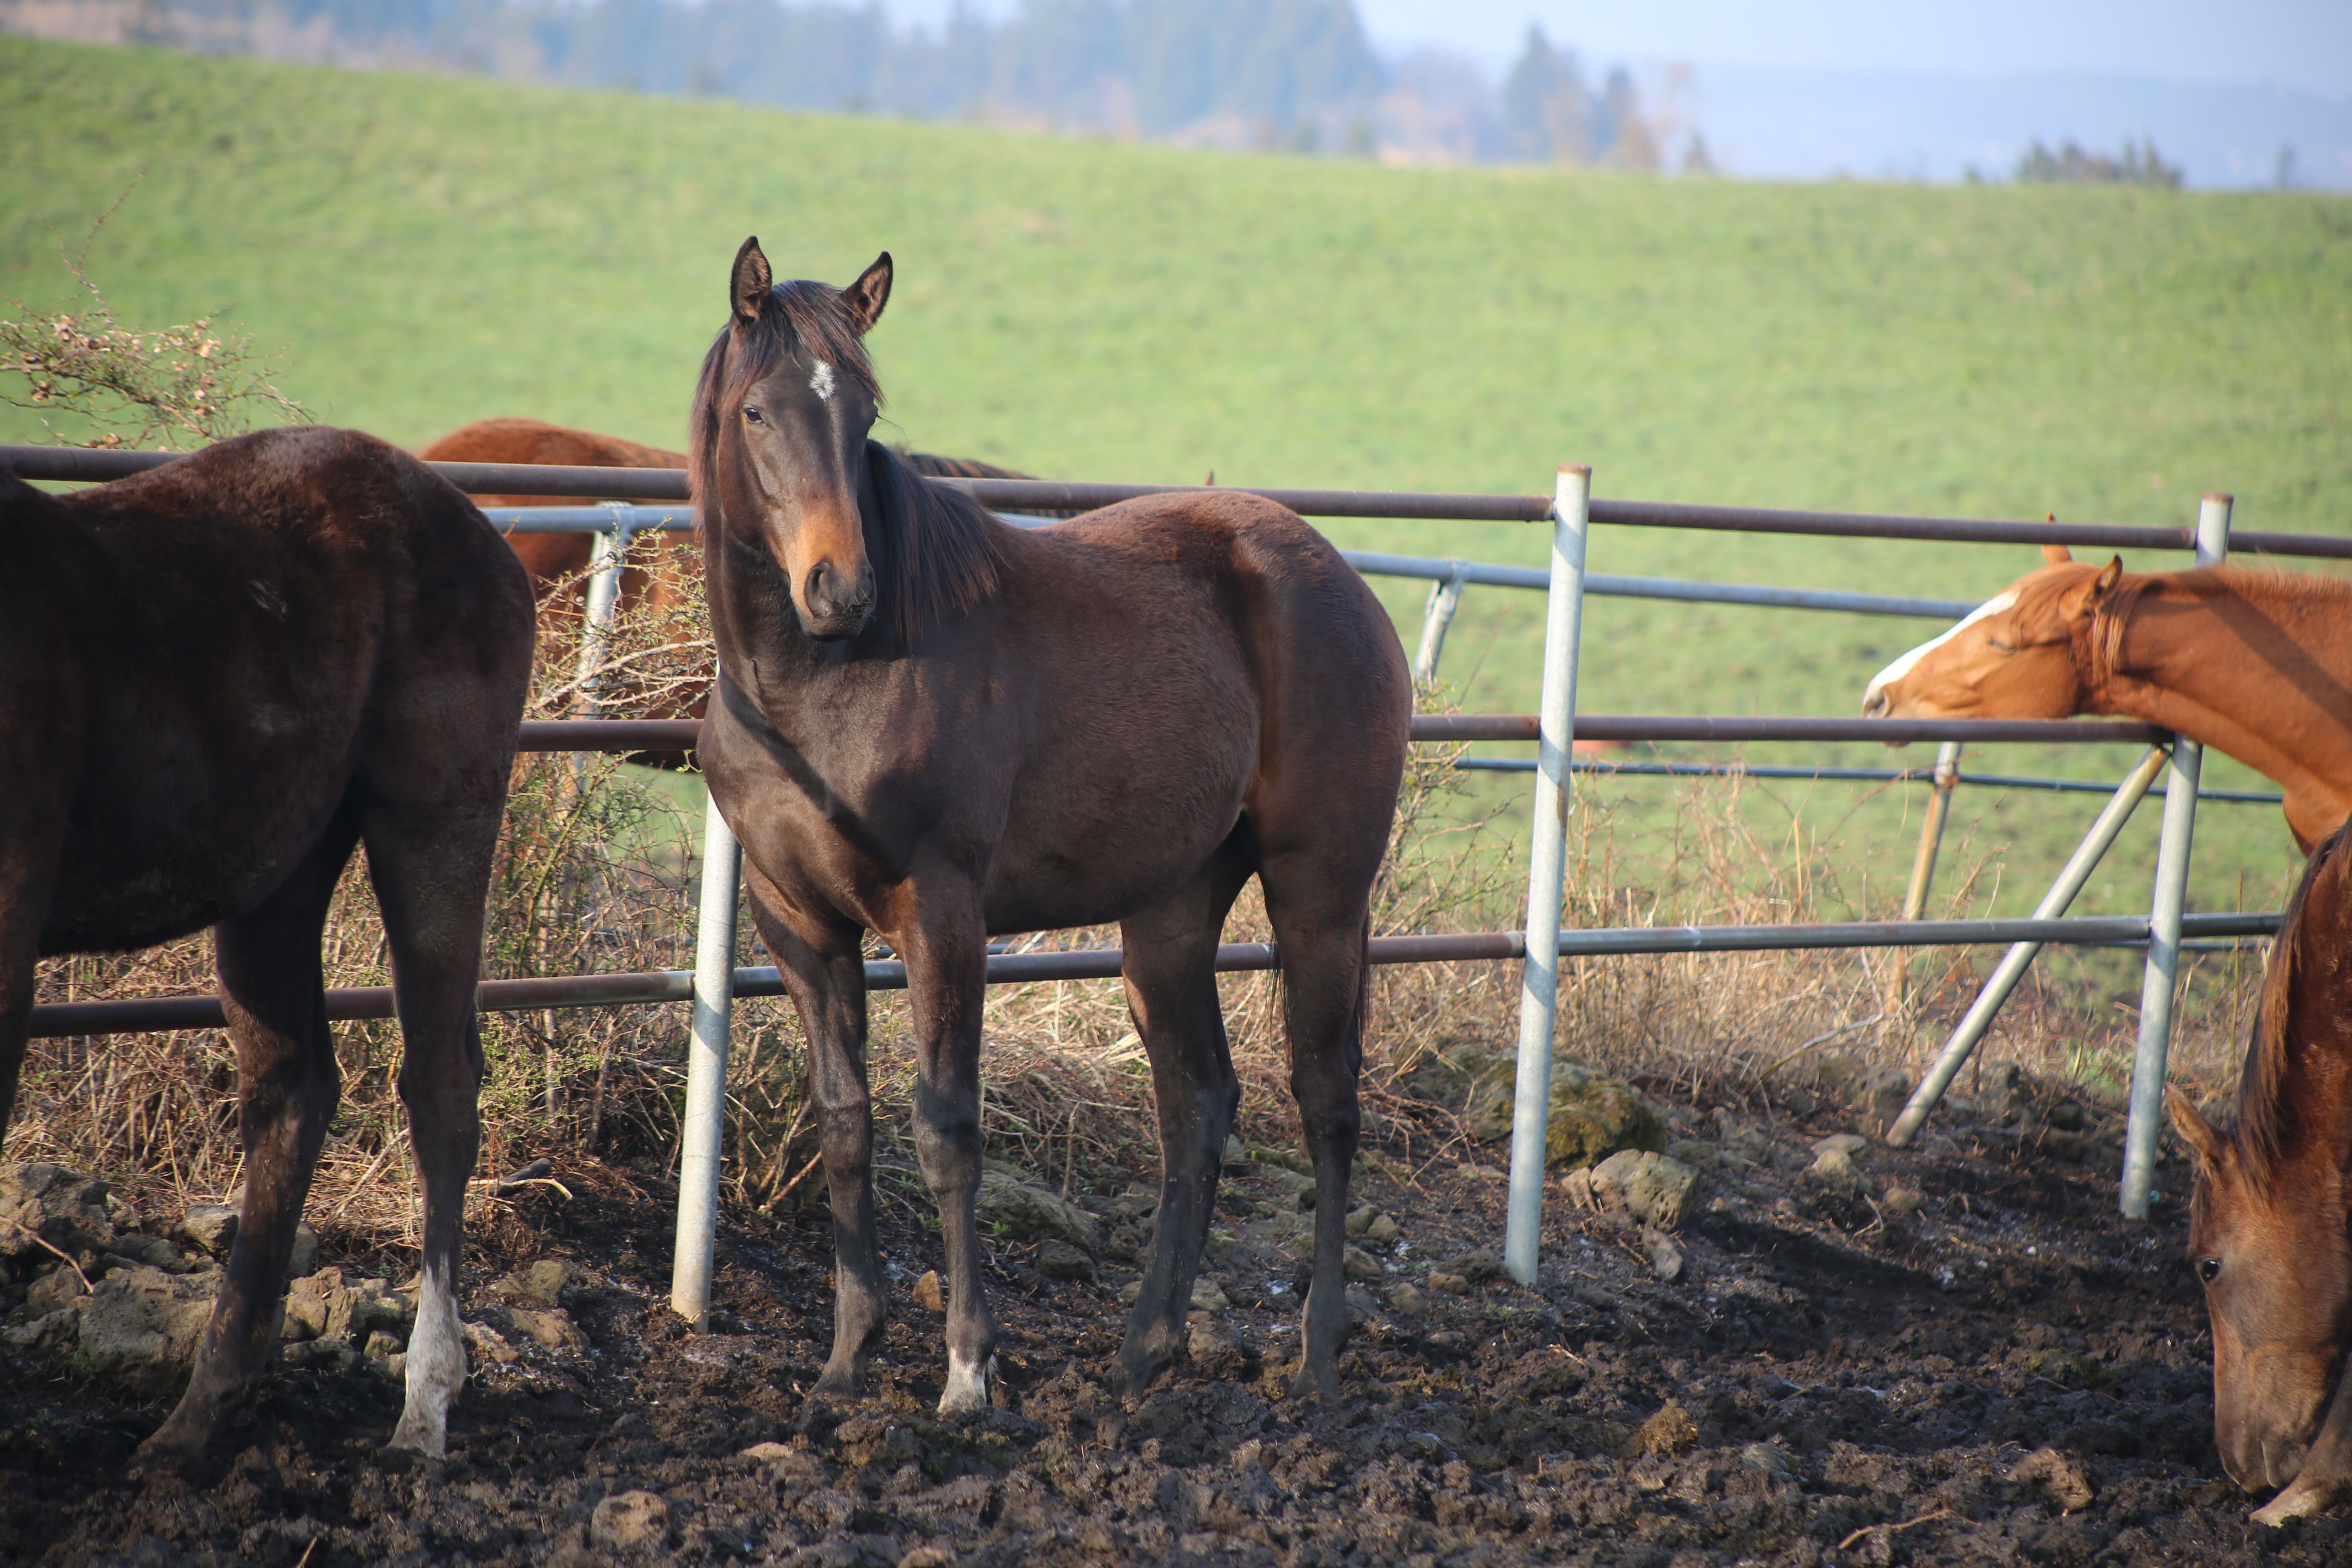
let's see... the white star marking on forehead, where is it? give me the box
[810,361,835,401]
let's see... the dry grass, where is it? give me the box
[18,561,2267,1247]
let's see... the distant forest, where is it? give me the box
[0,0,1702,166]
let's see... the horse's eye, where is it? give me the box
[743,406,766,425]
[1986,638,2017,653]
[2199,1256,2222,1285]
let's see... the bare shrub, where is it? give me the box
[1,189,307,450]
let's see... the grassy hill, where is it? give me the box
[7,32,2350,957]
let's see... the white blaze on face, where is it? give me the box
[1864,591,2018,708]
[810,361,835,401]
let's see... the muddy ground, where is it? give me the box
[0,1082,2339,1568]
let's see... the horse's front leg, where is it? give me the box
[895,895,996,1417]
[743,866,883,1399]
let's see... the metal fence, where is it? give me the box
[13,443,2334,1310]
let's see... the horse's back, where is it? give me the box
[1025,489,1410,731]
[18,427,532,954]
[980,490,1408,907]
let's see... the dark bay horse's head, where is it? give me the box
[1861,545,2125,725]
[2169,820,2352,1494]
[692,236,893,641]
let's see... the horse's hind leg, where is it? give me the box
[139,816,361,1465]
[1118,846,1252,1398]
[361,787,508,1458]
[741,864,886,1400]
[1258,857,1377,1404]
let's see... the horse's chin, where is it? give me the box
[797,606,872,643]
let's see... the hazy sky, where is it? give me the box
[890,0,2351,98]
[1354,0,2352,95]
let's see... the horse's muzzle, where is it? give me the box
[800,559,875,641]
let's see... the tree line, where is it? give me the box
[75,0,1684,165]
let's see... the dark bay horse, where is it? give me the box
[693,238,1411,1411]
[417,418,1060,764]
[0,427,535,1463]
[2170,816,2352,1524]
[1863,544,2352,851]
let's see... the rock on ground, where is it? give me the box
[0,1163,114,1257]
[79,1265,217,1398]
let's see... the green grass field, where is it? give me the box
[7,32,2350,943]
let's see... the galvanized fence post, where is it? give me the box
[576,503,634,713]
[1413,562,1470,682]
[2121,493,2233,1218]
[1884,745,2170,1147]
[671,780,743,1324]
[1503,466,1590,1286]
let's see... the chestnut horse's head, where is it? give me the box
[692,236,893,641]
[1862,545,2127,724]
[2169,821,2352,1494]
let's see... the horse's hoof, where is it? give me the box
[2256,1486,2328,1527]
[383,1424,449,1463]
[1287,1363,1341,1404]
[1117,1344,1170,1401]
[938,1352,997,1418]
[806,1376,863,1407]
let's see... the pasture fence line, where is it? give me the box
[14,442,2315,1298]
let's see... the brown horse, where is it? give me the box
[417,419,1056,760]
[0,427,535,1464]
[416,416,1054,612]
[693,238,1410,1412]
[1862,545,2352,851]
[2169,816,2352,1524]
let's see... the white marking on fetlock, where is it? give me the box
[388,1263,466,1456]
[938,1348,996,1417]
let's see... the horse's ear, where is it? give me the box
[2167,1084,2225,1168]
[731,237,773,324]
[843,252,892,334]
[2042,541,2073,566]
[2075,555,2125,615]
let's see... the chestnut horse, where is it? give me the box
[1864,545,2352,851]
[693,238,1410,1412]
[2169,816,2352,1524]
[0,427,535,1464]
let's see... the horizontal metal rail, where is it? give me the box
[512,715,2172,754]
[483,505,1980,620]
[27,911,2279,1040]
[1456,755,2287,804]
[1411,714,2166,745]
[12,445,2349,560]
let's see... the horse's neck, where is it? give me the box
[2089,574,2352,804]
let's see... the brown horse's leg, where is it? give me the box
[1117,848,1252,1399]
[140,818,360,1466]
[742,864,884,1400]
[363,792,506,1457]
[1259,862,1375,1403]
[0,785,68,1150]
[891,892,999,1418]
